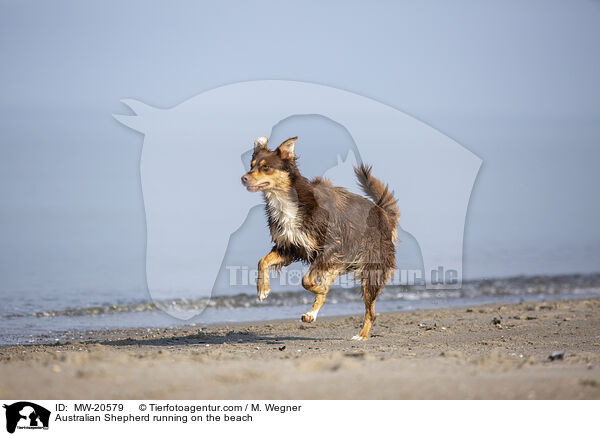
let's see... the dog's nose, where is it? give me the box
[241,175,249,184]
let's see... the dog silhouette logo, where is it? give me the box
[114,80,481,319]
[3,402,50,433]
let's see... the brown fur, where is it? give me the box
[242,136,399,340]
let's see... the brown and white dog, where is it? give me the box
[241,136,399,340]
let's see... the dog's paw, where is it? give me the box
[351,335,366,341]
[257,287,270,301]
[301,313,315,323]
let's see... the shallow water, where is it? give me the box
[1,273,599,345]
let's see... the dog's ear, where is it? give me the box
[254,136,269,152]
[277,137,297,160]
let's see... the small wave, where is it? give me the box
[4,273,600,319]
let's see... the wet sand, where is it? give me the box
[1,298,599,399]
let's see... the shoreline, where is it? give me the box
[1,298,599,399]
[3,271,600,346]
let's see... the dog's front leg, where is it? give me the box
[257,250,286,301]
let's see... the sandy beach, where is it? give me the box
[1,298,599,399]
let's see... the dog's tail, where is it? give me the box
[354,164,400,239]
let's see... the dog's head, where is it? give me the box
[241,136,298,192]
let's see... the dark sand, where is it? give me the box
[1,298,599,399]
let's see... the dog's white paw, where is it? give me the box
[301,313,316,323]
[351,335,365,341]
[257,289,270,301]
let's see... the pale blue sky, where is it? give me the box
[1,0,599,295]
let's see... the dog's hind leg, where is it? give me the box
[301,267,339,323]
[352,266,392,340]
[352,294,377,340]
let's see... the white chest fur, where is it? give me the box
[264,190,316,252]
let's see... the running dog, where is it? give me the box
[241,136,399,340]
